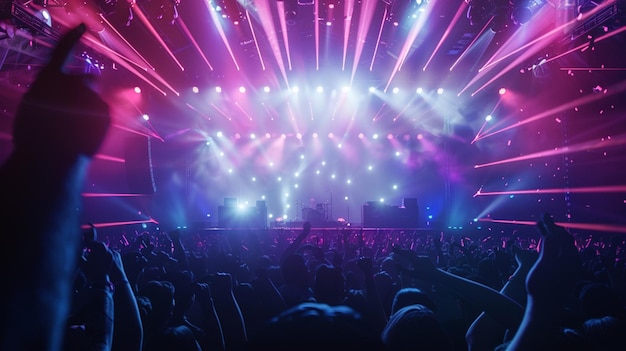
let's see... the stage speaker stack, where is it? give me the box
[362,199,419,228]
[124,135,156,194]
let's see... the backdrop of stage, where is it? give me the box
[215,197,420,229]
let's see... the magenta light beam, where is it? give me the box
[133,7,185,71]
[342,0,355,71]
[370,6,388,71]
[351,0,377,84]
[475,185,626,196]
[449,17,493,71]
[246,9,266,70]
[177,17,214,70]
[82,193,148,197]
[99,13,155,71]
[423,3,467,71]
[205,1,240,70]
[479,218,626,234]
[474,133,626,168]
[81,218,158,230]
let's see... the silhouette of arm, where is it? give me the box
[466,247,537,351]
[0,24,110,351]
[281,222,311,262]
[109,249,143,351]
[506,214,582,351]
[393,249,524,331]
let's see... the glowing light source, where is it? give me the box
[485,115,493,121]
[217,131,223,138]
[291,86,299,93]
[437,88,444,94]
[192,86,199,93]
[316,86,324,93]
[499,87,507,95]
[373,133,379,139]
[392,87,400,94]
[134,87,142,94]
[239,86,246,93]
[250,133,256,139]
[416,87,423,94]
[142,114,149,121]
[215,86,222,93]
[263,86,271,93]
[369,86,376,93]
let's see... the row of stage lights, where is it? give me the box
[206,131,429,142]
[134,85,454,95]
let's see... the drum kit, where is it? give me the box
[300,202,330,223]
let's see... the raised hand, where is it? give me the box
[525,213,581,301]
[13,23,110,158]
[81,241,113,283]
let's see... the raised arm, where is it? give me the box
[393,249,525,331]
[506,214,582,351]
[0,24,110,351]
[280,221,311,262]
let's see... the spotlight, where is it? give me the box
[142,114,149,121]
[215,86,222,93]
[316,86,324,93]
[512,0,546,25]
[134,87,142,94]
[263,86,270,92]
[192,86,199,93]
[368,86,376,93]
[392,87,400,94]
[437,88,444,94]
[499,87,507,95]
[239,86,246,93]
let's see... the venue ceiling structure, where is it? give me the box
[1,0,625,233]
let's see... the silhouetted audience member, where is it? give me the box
[313,264,346,305]
[138,280,201,351]
[391,287,438,316]
[279,254,314,308]
[381,304,453,351]
[246,302,384,351]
